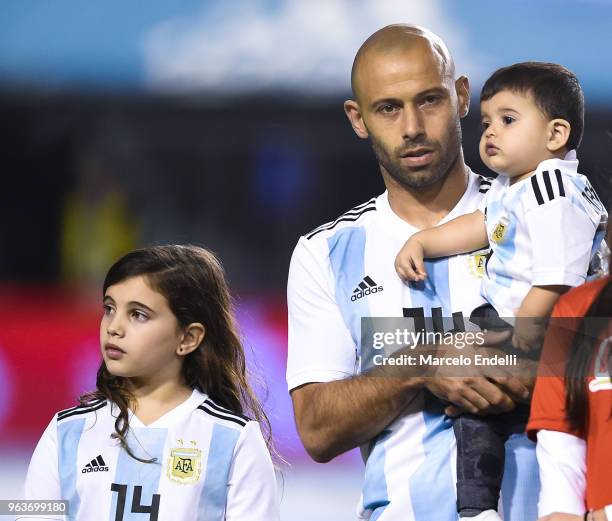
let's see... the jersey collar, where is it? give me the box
[127,388,207,429]
[377,166,481,238]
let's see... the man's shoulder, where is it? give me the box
[302,195,379,242]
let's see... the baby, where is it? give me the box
[396,62,608,521]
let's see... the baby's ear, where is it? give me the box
[546,118,571,153]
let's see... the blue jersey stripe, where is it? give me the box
[110,428,167,521]
[328,226,370,357]
[197,424,240,521]
[58,418,86,521]
[362,429,392,517]
[408,395,456,521]
[501,434,540,521]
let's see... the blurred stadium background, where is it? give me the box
[0,1,611,519]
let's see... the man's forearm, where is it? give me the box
[291,374,424,462]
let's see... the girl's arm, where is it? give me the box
[536,429,586,517]
[225,422,279,521]
[395,210,488,281]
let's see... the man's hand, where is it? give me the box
[424,329,532,417]
[395,237,427,282]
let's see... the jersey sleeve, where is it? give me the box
[19,415,65,520]
[525,195,597,287]
[224,422,279,521]
[536,430,586,516]
[286,237,357,391]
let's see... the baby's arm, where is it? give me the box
[513,285,569,351]
[395,210,488,281]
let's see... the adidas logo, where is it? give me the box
[82,455,109,473]
[351,276,383,301]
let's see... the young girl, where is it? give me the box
[528,276,612,521]
[23,245,280,520]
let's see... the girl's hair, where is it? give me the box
[81,244,273,462]
[565,277,612,432]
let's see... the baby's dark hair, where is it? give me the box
[480,62,584,150]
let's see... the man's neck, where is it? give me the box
[384,153,469,230]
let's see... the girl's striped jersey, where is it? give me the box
[287,168,540,521]
[22,389,279,521]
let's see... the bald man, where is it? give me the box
[287,25,539,520]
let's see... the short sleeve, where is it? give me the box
[527,299,581,440]
[225,422,279,521]
[286,237,357,390]
[20,415,64,520]
[526,197,596,287]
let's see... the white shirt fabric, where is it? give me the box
[287,169,539,521]
[536,430,587,516]
[480,152,608,317]
[22,389,279,521]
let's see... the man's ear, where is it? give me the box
[177,323,205,357]
[546,118,571,152]
[455,75,470,118]
[344,99,369,139]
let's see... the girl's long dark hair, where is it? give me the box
[565,277,612,432]
[80,245,274,462]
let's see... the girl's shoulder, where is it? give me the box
[554,276,610,317]
[54,396,109,424]
[194,395,252,430]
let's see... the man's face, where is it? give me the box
[355,45,465,190]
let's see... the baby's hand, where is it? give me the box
[512,316,547,352]
[395,238,427,282]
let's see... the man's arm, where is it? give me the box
[292,349,529,462]
[291,376,422,462]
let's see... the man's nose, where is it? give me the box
[401,106,425,141]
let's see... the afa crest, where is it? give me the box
[589,337,612,392]
[468,249,489,279]
[491,216,510,244]
[167,440,202,484]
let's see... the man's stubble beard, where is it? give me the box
[369,118,463,190]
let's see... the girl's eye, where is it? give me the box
[103,304,114,316]
[481,121,490,130]
[131,310,149,321]
[502,116,515,125]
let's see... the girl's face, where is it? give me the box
[100,275,185,384]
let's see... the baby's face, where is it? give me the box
[479,90,552,181]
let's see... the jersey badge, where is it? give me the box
[491,216,510,244]
[467,249,489,279]
[589,337,612,392]
[167,440,202,484]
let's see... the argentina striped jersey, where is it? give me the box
[22,389,278,521]
[287,168,540,521]
[481,153,608,317]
